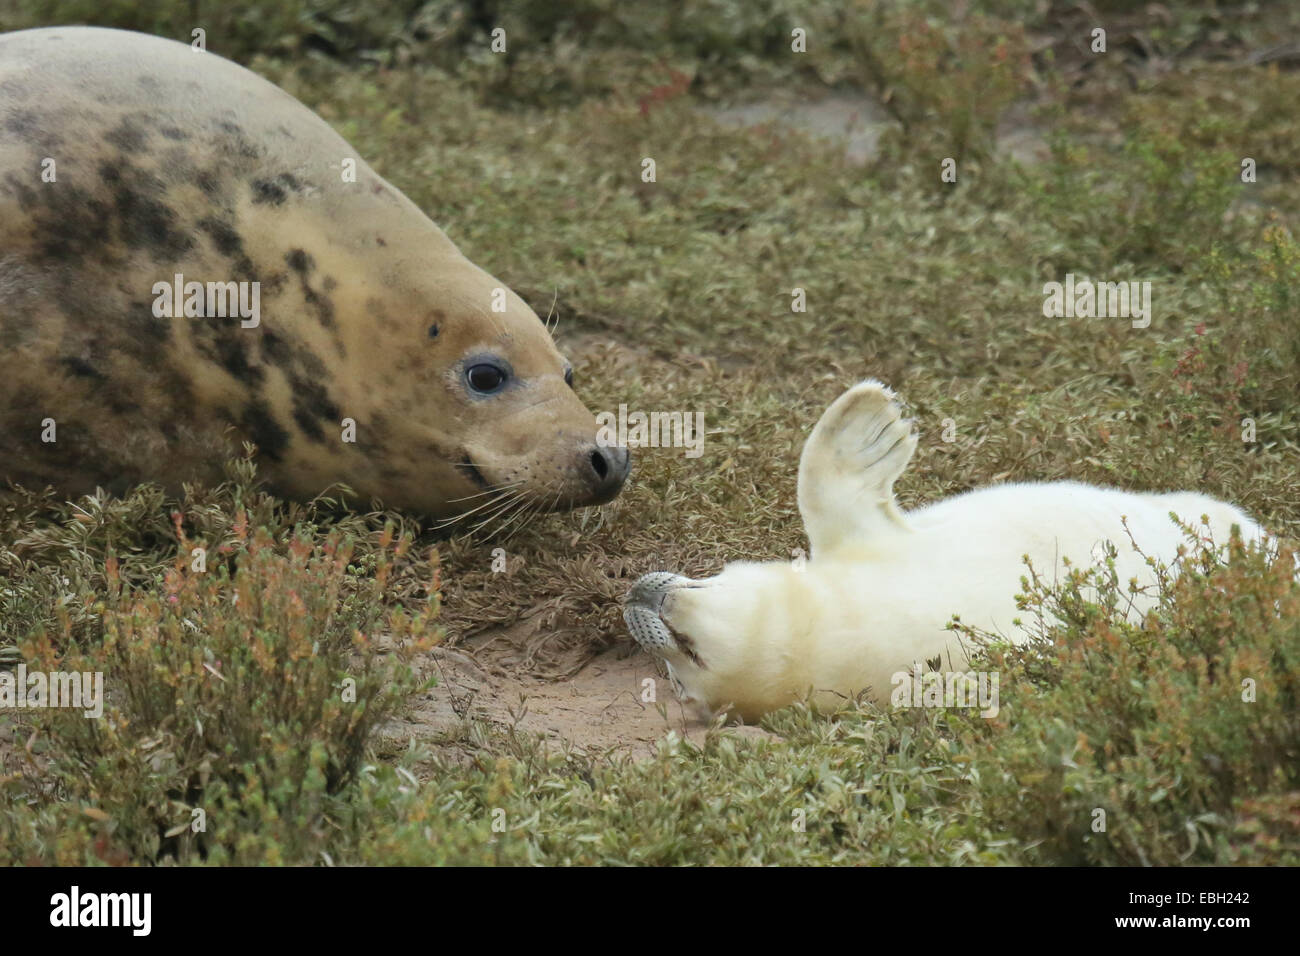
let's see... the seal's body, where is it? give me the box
[0,27,627,517]
[625,381,1264,721]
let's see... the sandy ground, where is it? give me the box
[378,631,783,759]
[383,638,699,757]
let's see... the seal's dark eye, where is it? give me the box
[466,362,507,394]
[564,368,574,388]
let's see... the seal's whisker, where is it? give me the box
[466,489,528,535]
[432,502,490,530]
[490,489,538,535]
[488,501,529,540]
[444,480,526,505]
[475,502,524,539]
[432,484,526,529]
[501,480,563,543]
[434,494,519,525]
[496,494,543,542]
[544,288,559,335]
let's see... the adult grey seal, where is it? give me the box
[0,26,629,519]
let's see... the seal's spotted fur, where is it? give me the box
[0,27,628,517]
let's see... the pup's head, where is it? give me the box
[624,565,797,722]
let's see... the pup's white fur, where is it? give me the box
[625,380,1264,722]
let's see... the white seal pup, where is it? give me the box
[624,380,1265,721]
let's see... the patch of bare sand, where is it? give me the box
[378,627,778,759]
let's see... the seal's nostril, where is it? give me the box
[582,444,630,504]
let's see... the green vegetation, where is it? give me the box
[2,1,1298,864]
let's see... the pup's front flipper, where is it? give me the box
[797,379,917,557]
[624,571,710,707]
[624,572,692,655]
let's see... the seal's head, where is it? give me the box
[624,569,735,695]
[268,225,632,521]
[444,311,631,515]
[157,65,638,524]
[392,256,632,520]
[209,87,635,522]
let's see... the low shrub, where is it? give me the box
[961,528,1300,864]
[0,519,440,865]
